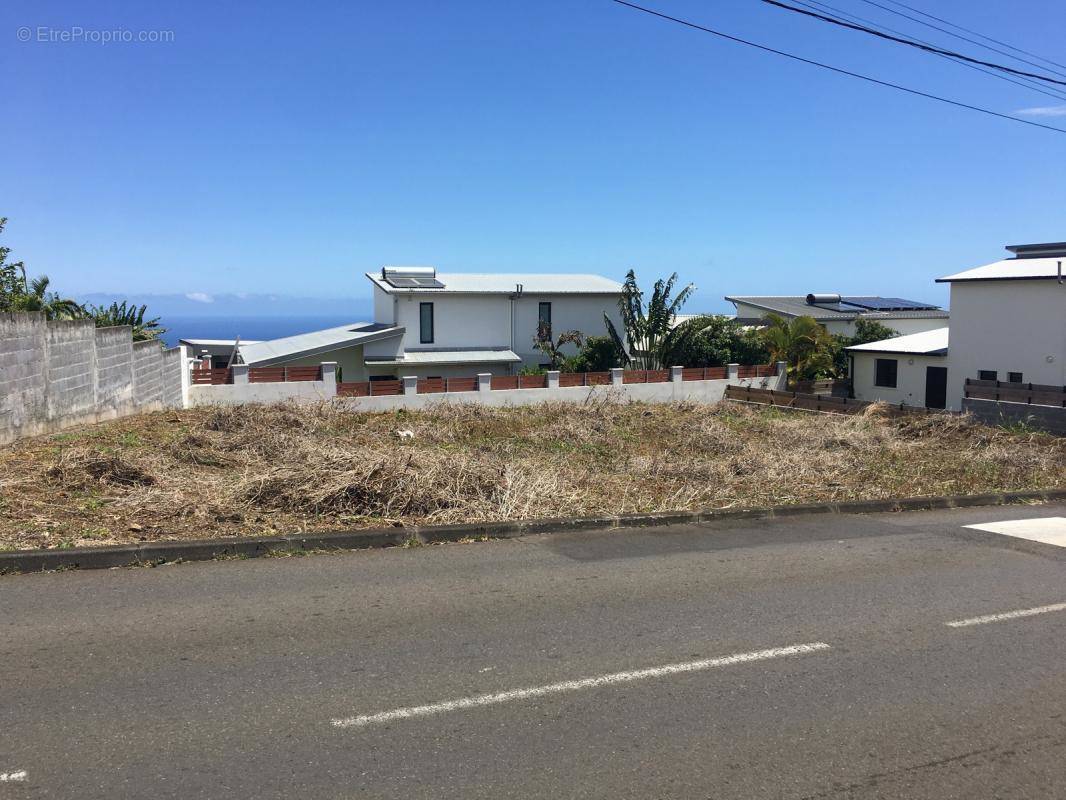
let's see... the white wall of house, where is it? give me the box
[730,301,945,337]
[372,285,395,326]
[512,293,624,366]
[379,291,623,368]
[391,293,512,351]
[851,352,953,409]
[363,362,516,379]
[947,280,1066,391]
[828,317,947,338]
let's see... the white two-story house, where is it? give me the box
[848,241,1066,410]
[232,266,624,380]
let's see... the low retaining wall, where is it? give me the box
[187,363,788,410]
[0,313,184,445]
[962,398,1066,435]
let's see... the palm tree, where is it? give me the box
[8,271,84,320]
[85,300,166,342]
[604,270,700,369]
[760,314,835,381]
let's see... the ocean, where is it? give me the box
[158,313,372,348]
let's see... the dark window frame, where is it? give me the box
[978,370,997,381]
[419,302,434,344]
[874,358,898,389]
[1007,372,1023,383]
[538,302,552,337]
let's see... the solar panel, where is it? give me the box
[384,276,445,289]
[840,296,939,311]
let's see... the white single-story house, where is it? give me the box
[848,327,950,409]
[848,241,1066,411]
[725,293,948,336]
[204,267,625,380]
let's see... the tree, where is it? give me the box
[659,314,770,368]
[0,218,84,319]
[760,314,835,381]
[84,300,167,342]
[830,319,901,376]
[533,321,583,370]
[565,335,626,372]
[604,270,696,369]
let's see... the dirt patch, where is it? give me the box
[0,399,1062,550]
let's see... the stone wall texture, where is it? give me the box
[0,313,184,444]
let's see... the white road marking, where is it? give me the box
[0,771,27,782]
[964,517,1066,547]
[332,642,831,729]
[946,602,1066,628]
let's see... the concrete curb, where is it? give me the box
[3,489,1065,574]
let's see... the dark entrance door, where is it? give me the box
[925,366,948,409]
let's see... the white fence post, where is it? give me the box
[610,367,623,387]
[670,366,683,384]
[546,370,560,389]
[477,373,492,393]
[402,375,418,395]
[231,364,249,384]
[320,361,337,399]
[727,363,739,381]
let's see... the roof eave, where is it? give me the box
[241,327,405,367]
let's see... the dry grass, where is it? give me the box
[0,398,1062,550]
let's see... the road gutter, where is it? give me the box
[2,489,1065,574]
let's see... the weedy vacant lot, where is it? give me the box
[0,399,1063,550]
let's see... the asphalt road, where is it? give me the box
[3,503,1066,799]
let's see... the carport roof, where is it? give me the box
[238,323,403,366]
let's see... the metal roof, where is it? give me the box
[238,323,403,366]
[366,272,623,295]
[936,257,1065,282]
[726,296,948,321]
[365,348,522,367]
[846,327,949,356]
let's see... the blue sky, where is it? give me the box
[4,0,1065,314]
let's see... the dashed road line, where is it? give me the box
[946,602,1066,628]
[0,771,27,783]
[332,642,831,729]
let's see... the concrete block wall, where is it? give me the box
[45,319,97,421]
[161,347,184,409]
[0,313,185,445]
[94,326,135,414]
[132,340,164,408]
[962,398,1066,436]
[0,312,48,439]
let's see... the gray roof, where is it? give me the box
[238,323,403,366]
[846,327,949,356]
[726,295,948,321]
[937,257,1065,282]
[366,272,623,295]
[365,348,522,367]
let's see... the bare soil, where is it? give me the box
[0,398,1062,550]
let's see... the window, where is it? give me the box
[1008,372,1023,383]
[978,370,997,381]
[538,302,552,338]
[874,358,898,388]
[419,302,434,344]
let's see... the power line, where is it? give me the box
[853,0,1066,80]
[790,0,1066,102]
[608,0,1066,136]
[876,0,1066,72]
[761,0,1066,87]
